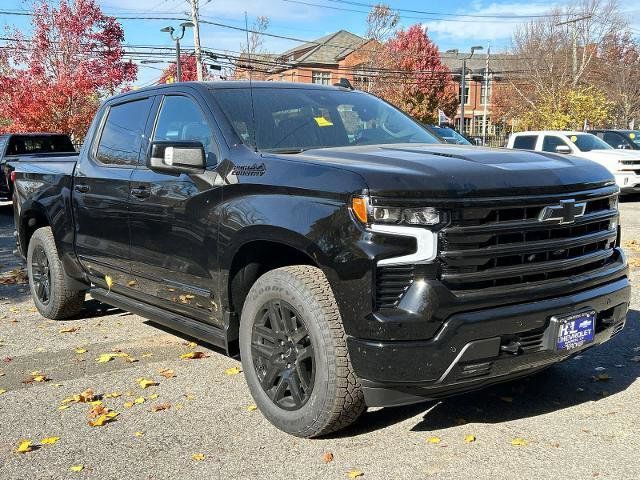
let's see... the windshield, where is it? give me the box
[212,87,439,152]
[429,125,471,145]
[625,130,640,147]
[568,134,612,152]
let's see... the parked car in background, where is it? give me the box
[10,82,629,437]
[589,129,640,150]
[0,133,77,200]
[506,130,640,194]
[424,125,473,145]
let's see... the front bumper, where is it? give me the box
[348,276,630,407]
[615,172,640,193]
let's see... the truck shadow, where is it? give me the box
[335,308,640,438]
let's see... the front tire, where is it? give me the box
[27,227,85,320]
[239,265,365,437]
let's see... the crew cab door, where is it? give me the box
[127,92,226,327]
[73,96,154,289]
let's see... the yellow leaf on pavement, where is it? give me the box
[134,431,144,437]
[16,440,32,453]
[148,393,159,400]
[347,471,364,478]
[464,434,476,443]
[180,351,208,360]
[159,368,175,378]
[225,366,242,375]
[246,404,258,412]
[123,401,134,408]
[192,453,205,461]
[137,378,158,389]
[59,327,79,334]
[134,396,145,404]
[88,412,118,427]
[105,275,113,292]
[70,465,84,472]
[426,436,441,444]
[41,436,60,445]
[0,389,6,395]
[511,438,529,446]
[88,400,102,406]
[74,348,87,354]
[104,392,121,398]
[58,405,70,410]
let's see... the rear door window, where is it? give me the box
[95,98,153,166]
[512,135,538,150]
[542,135,569,152]
[603,132,626,149]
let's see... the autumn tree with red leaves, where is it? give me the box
[372,25,457,124]
[0,0,137,140]
[158,54,209,84]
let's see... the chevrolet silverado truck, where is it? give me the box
[11,82,630,437]
[0,133,77,200]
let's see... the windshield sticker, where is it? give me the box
[314,117,333,127]
[570,135,578,142]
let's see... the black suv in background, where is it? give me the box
[10,82,630,437]
[589,129,640,150]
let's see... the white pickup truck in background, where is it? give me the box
[506,130,640,194]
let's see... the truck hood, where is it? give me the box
[290,143,615,198]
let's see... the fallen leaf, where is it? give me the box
[87,404,108,419]
[137,378,158,389]
[23,372,49,383]
[69,465,84,472]
[0,268,28,285]
[224,366,242,375]
[16,440,33,453]
[175,403,184,409]
[246,404,258,412]
[141,353,153,358]
[159,368,175,378]
[347,471,364,478]
[180,351,208,360]
[105,275,113,292]
[58,405,70,410]
[511,438,529,446]
[123,401,134,408]
[148,393,159,400]
[41,436,60,445]
[96,352,129,363]
[593,373,610,382]
[104,392,121,398]
[322,452,334,463]
[184,394,195,401]
[464,434,476,443]
[134,431,144,437]
[188,341,197,348]
[88,411,118,427]
[0,389,6,395]
[192,453,205,461]
[127,280,137,287]
[59,327,79,334]
[134,396,145,404]
[151,403,171,412]
[88,400,103,406]
[426,436,441,444]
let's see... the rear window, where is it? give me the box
[6,135,75,155]
[512,135,538,150]
[95,98,153,166]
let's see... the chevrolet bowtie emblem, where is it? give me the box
[538,199,586,224]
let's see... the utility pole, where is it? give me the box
[482,44,490,146]
[447,46,483,135]
[189,0,204,81]
[555,14,592,87]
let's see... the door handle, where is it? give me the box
[74,184,90,193]
[131,187,151,199]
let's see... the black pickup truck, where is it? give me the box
[0,133,77,200]
[11,81,630,437]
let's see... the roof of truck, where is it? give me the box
[511,131,592,136]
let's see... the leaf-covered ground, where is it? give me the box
[0,199,639,480]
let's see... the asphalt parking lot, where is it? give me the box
[0,199,639,480]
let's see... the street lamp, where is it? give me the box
[447,46,483,134]
[160,21,194,82]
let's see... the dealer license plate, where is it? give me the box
[555,310,596,351]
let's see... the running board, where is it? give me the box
[90,288,228,353]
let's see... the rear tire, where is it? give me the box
[239,265,365,438]
[27,227,85,320]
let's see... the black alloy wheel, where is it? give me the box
[251,299,315,410]
[30,245,51,304]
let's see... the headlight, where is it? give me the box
[352,197,441,226]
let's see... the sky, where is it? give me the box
[1,0,638,86]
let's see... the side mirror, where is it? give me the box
[148,141,205,174]
[555,145,572,154]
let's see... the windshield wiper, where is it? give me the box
[262,147,308,154]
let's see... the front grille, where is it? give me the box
[619,160,640,175]
[440,191,618,292]
[375,265,414,309]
